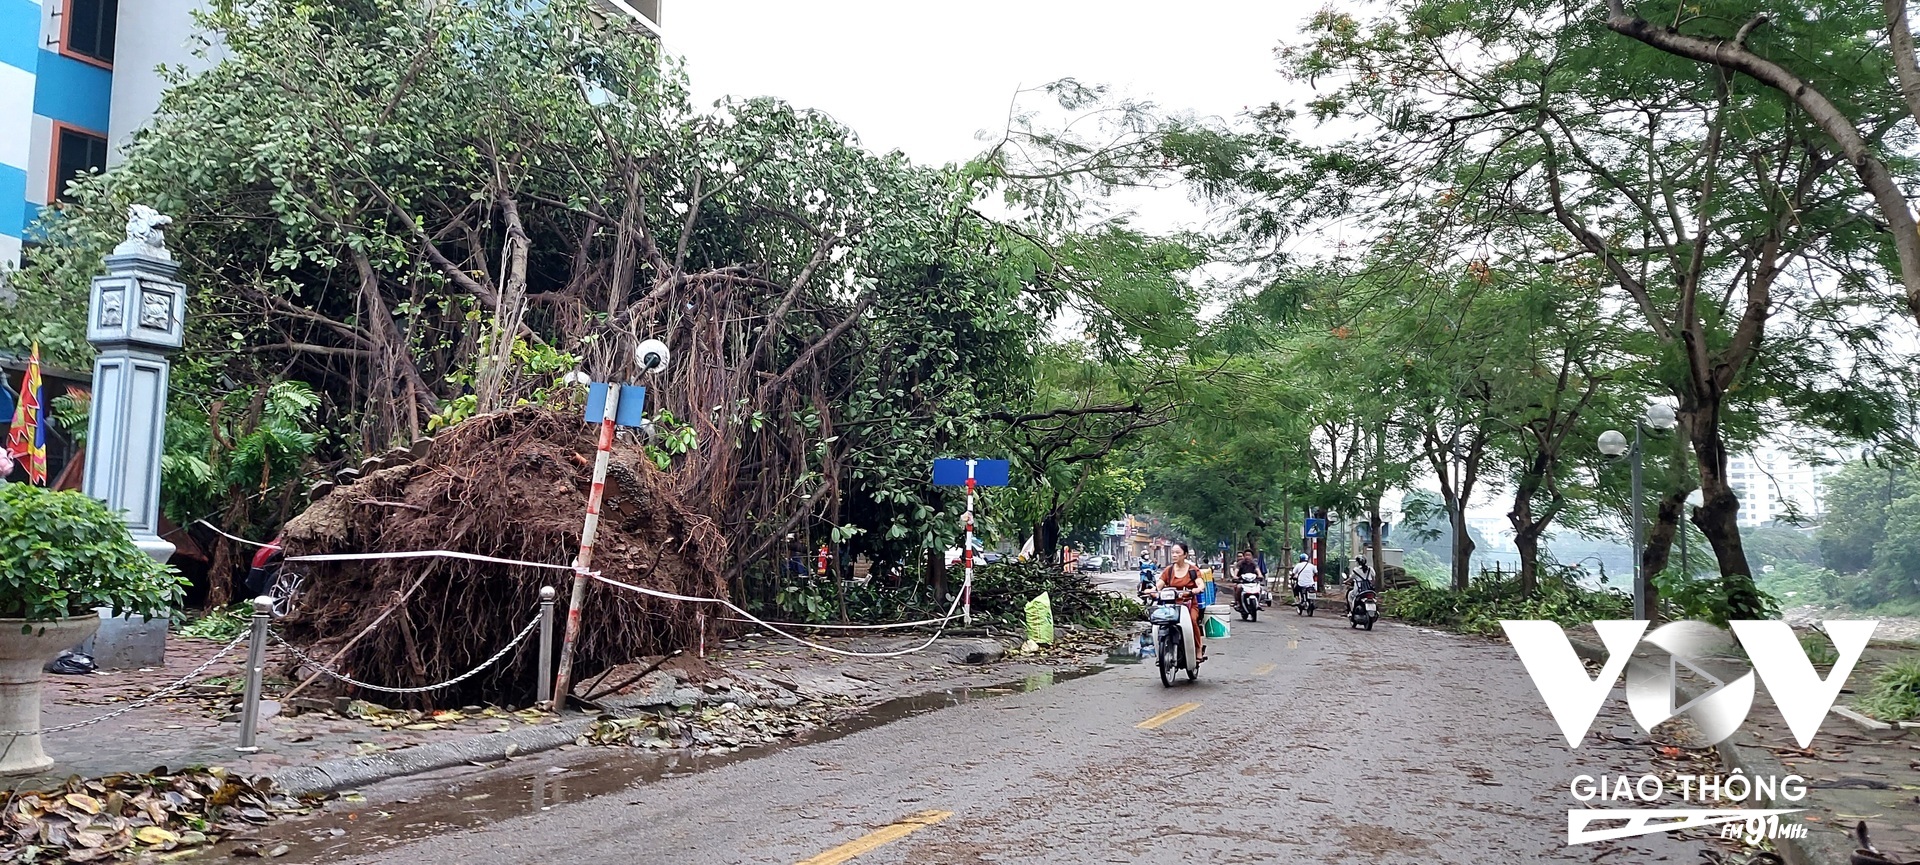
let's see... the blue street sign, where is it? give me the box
[1217,539,1230,550]
[932,458,1010,487]
[584,383,648,427]
[1303,518,1328,539]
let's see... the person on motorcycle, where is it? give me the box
[1153,542,1206,662]
[1289,553,1318,605]
[1234,550,1266,606]
[1347,555,1376,609]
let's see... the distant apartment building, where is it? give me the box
[0,0,662,269]
[1728,445,1842,528]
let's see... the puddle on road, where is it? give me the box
[225,666,1104,862]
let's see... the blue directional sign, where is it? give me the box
[584,383,648,427]
[932,458,1010,487]
[1303,518,1328,539]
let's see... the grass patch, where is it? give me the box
[1856,656,1920,722]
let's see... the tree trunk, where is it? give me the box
[1686,405,1769,618]
[1035,511,1063,563]
[1449,506,1476,592]
[927,546,947,606]
[1514,524,1543,595]
[1640,488,1686,615]
[1368,504,1384,593]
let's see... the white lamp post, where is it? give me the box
[1599,403,1679,620]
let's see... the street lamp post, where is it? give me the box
[1599,403,1678,621]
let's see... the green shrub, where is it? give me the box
[1799,631,1840,668]
[0,484,186,624]
[1856,657,1920,722]
[1389,571,1631,637]
[967,559,1132,630]
[1653,569,1779,626]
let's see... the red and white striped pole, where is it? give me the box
[962,459,976,626]
[551,384,621,709]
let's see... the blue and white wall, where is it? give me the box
[0,0,116,269]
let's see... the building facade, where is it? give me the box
[0,0,661,269]
[1728,445,1843,528]
[1,0,126,267]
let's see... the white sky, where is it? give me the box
[666,1,1320,170]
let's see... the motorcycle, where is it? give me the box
[1293,583,1316,617]
[1235,573,1263,622]
[1348,578,1379,630]
[1144,586,1201,687]
[1138,561,1157,594]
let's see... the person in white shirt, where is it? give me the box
[1289,554,1318,605]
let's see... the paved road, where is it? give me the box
[300,610,1719,864]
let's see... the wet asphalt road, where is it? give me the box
[322,607,1717,864]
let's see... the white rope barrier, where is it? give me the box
[591,571,964,659]
[716,612,963,631]
[195,519,282,550]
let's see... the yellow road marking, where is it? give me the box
[1288,638,1299,650]
[796,810,953,865]
[1134,702,1202,730]
[1253,663,1277,675]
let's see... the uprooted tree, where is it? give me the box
[12,0,1062,600]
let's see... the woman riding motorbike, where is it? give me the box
[1153,542,1207,663]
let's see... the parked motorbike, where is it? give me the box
[1235,573,1263,622]
[1143,587,1201,687]
[1348,578,1379,630]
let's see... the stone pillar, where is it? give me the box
[82,206,184,565]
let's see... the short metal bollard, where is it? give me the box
[537,586,556,708]
[237,596,272,752]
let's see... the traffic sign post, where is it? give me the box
[932,458,1010,627]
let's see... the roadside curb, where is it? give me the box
[268,686,793,797]
[1566,636,1857,865]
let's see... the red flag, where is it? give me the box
[6,344,47,485]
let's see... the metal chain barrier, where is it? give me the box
[0,632,250,737]
[269,613,541,695]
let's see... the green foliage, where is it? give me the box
[173,604,252,642]
[965,559,1132,630]
[1755,561,1843,608]
[0,484,186,623]
[1653,568,1781,627]
[772,576,837,624]
[1857,657,1920,723]
[48,388,90,449]
[1390,571,1631,637]
[1817,459,1920,607]
[1799,631,1841,669]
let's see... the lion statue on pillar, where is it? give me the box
[112,204,174,260]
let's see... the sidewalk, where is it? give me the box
[9,624,1115,792]
[15,635,572,789]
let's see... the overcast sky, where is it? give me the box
[666,1,1318,170]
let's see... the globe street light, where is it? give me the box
[1599,403,1678,621]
